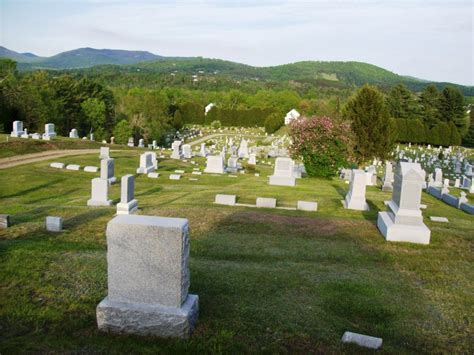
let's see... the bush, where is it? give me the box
[264,113,284,133]
[210,120,221,129]
[289,116,354,178]
[113,119,132,144]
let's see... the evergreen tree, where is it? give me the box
[264,112,284,133]
[448,121,461,146]
[439,87,467,134]
[462,107,474,147]
[419,84,441,128]
[343,85,396,162]
[387,84,420,120]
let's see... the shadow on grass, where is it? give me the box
[28,188,81,205]
[64,209,111,230]
[1,178,67,199]
[331,183,347,199]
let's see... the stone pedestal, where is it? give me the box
[377,162,430,244]
[96,215,199,338]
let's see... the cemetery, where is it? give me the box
[1,123,473,353]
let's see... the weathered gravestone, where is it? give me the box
[182,144,192,159]
[46,216,62,232]
[136,153,155,174]
[382,162,394,192]
[343,169,369,211]
[171,141,182,160]
[101,158,116,184]
[42,123,57,140]
[69,129,79,138]
[269,157,296,187]
[0,214,10,229]
[116,175,138,215]
[96,215,199,338]
[377,162,430,244]
[10,121,24,137]
[204,155,225,174]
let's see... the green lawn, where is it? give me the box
[0,151,473,353]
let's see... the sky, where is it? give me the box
[0,0,472,85]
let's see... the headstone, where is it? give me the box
[182,144,192,159]
[138,138,145,148]
[199,143,207,157]
[343,169,369,211]
[148,172,160,178]
[256,197,277,208]
[382,162,394,192]
[100,147,110,159]
[42,123,56,140]
[238,139,249,158]
[101,158,116,184]
[430,216,449,223]
[21,128,29,138]
[269,157,296,187]
[127,137,134,147]
[248,153,256,165]
[0,214,10,229]
[96,215,199,338]
[136,153,155,174]
[50,162,65,169]
[171,141,182,160]
[87,178,113,206]
[110,136,115,144]
[46,216,62,232]
[32,133,41,139]
[377,162,430,244]
[226,156,238,173]
[90,133,95,141]
[69,129,79,138]
[66,164,80,171]
[433,168,443,187]
[341,331,382,350]
[169,174,181,180]
[116,175,138,215]
[297,201,318,211]
[10,120,24,137]
[204,155,225,174]
[215,194,236,206]
[84,166,99,173]
[365,166,377,186]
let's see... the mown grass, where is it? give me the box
[0,150,473,353]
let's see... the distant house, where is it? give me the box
[205,103,216,115]
[284,109,300,125]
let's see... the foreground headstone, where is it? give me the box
[116,175,138,215]
[204,155,225,174]
[341,331,382,350]
[46,216,62,232]
[377,162,430,244]
[171,141,182,160]
[87,178,113,206]
[10,121,24,137]
[343,169,369,211]
[256,197,277,208]
[96,215,199,338]
[0,214,10,229]
[269,157,296,187]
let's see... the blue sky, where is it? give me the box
[1,0,472,85]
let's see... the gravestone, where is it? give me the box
[69,129,79,138]
[365,166,377,186]
[226,156,238,173]
[21,129,29,138]
[297,201,318,211]
[116,175,138,215]
[127,137,134,147]
[382,162,394,192]
[269,157,295,187]
[204,155,225,174]
[433,168,443,187]
[50,162,65,169]
[100,147,110,159]
[96,215,199,338]
[87,178,113,206]
[238,139,249,158]
[343,169,369,211]
[171,141,182,160]
[101,158,116,184]
[248,153,256,165]
[42,123,57,140]
[199,143,207,157]
[182,144,192,159]
[256,197,277,208]
[46,216,62,232]
[136,153,155,174]
[10,121,24,137]
[215,194,236,206]
[377,162,430,244]
[0,214,10,229]
[138,139,145,148]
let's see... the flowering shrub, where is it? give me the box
[289,116,354,178]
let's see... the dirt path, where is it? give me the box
[0,149,101,169]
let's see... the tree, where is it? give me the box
[419,85,441,128]
[462,107,474,147]
[81,98,107,140]
[289,116,354,178]
[113,119,132,144]
[439,87,467,134]
[264,112,284,133]
[172,110,183,130]
[343,85,396,163]
[387,84,420,120]
[448,121,461,146]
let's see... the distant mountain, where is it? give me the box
[1,47,164,69]
[1,46,472,95]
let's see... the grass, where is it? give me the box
[0,150,473,353]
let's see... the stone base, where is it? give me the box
[204,168,224,174]
[269,176,295,187]
[136,167,155,174]
[87,199,113,206]
[116,200,138,215]
[377,211,430,245]
[97,294,199,339]
[342,199,369,211]
[381,184,393,192]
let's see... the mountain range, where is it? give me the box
[0,46,472,95]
